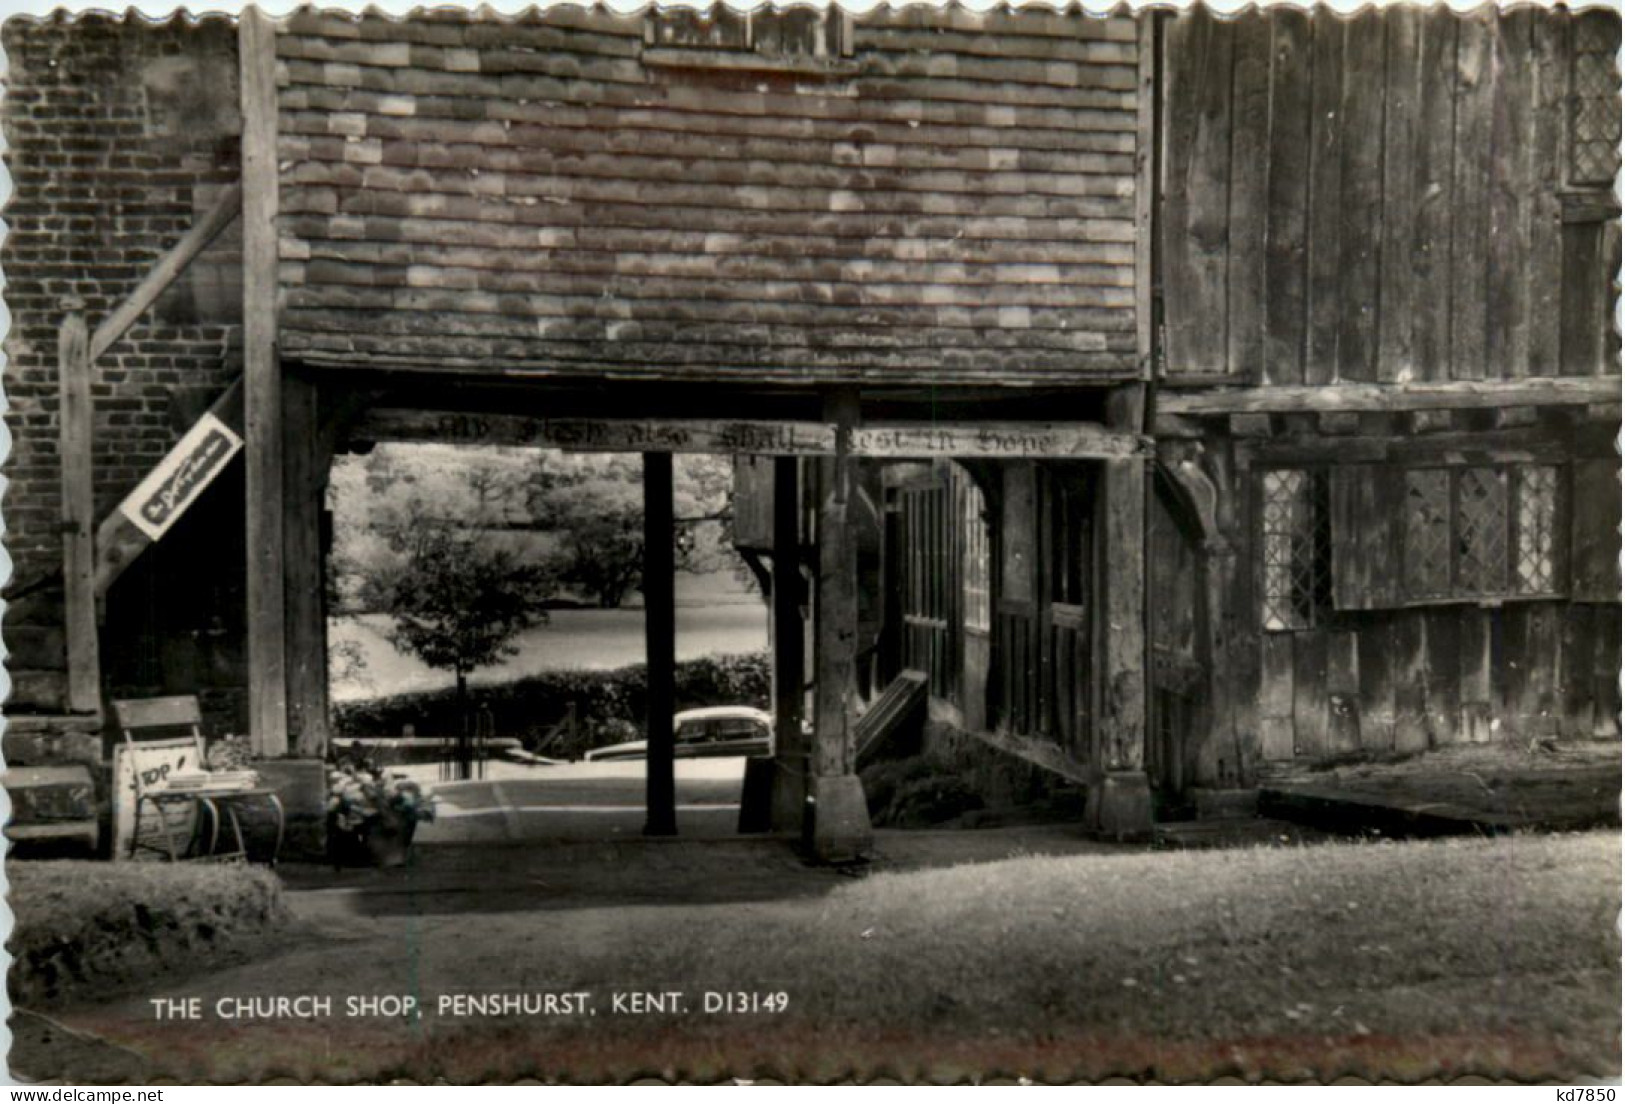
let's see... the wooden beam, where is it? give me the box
[88,183,242,364]
[242,7,286,757]
[814,391,860,779]
[769,455,807,833]
[57,310,100,714]
[284,373,330,758]
[1099,456,1147,772]
[352,408,1149,458]
[808,390,873,861]
[852,421,1145,459]
[1135,10,1156,380]
[1158,377,1624,414]
[354,409,838,454]
[643,451,677,837]
[1248,421,1619,467]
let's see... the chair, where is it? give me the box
[114,696,284,864]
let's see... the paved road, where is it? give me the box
[403,757,750,841]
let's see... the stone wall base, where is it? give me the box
[1089,771,1154,842]
[809,773,872,863]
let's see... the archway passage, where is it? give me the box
[292,381,1152,856]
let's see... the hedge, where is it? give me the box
[9,861,289,1009]
[333,651,770,759]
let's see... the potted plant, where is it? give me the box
[325,759,437,868]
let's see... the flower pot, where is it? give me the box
[363,811,417,868]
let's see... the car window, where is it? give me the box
[713,718,764,738]
[675,721,714,745]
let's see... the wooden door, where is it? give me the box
[1039,466,1093,759]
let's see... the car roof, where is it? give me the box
[674,706,771,723]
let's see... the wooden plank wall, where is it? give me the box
[1251,603,1622,760]
[1242,442,1623,761]
[1162,5,1621,383]
[274,5,1142,384]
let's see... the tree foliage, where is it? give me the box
[329,444,744,616]
[367,520,557,681]
[525,452,735,608]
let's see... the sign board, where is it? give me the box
[361,411,839,455]
[359,411,1145,459]
[112,737,203,860]
[118,412,243,540]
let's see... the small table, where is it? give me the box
[134,785,285,864]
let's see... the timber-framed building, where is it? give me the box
[3,3,1619,853]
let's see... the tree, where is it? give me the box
[363,514,557,778]
[526,452,740,608]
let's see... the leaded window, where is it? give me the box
[1261,469,1331,632]
[1404,470,1452,599]
[1514,465,1560,595]
[961,478,991,634]
[1401,464,1563,601]
[1455,467,1510,596]
[1570,14,1622,187]
[645,5,850,60]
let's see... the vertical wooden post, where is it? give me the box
[1094,456,1150,830]
[814,392,859,778]
[1094,384,1152,840]
[810,391,872,861]
[283,372,329,758]
[769,456,807,832]
[57,307,100,714]
[242,7,286,757]
[643,451,677,837]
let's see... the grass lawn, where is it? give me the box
[26,831,1621,1084]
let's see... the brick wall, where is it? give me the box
[2,14,244,678]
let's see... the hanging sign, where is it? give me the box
[118,412,242,540]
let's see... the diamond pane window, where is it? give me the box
[1515,465,1560,595]
[1570,15,1622,186]
[1402,464,1569,603]
[1404,470,1452,599]
[1261,470,1331,632]
[1455,467,1510,595]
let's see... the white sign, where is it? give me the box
[112,737,203,861]
[118,412,243,540]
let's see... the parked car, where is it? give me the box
[583,706,774,762]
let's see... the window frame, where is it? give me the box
[960,475,992,636]
[1566,11,1622,190]
[1258,466,1334,633]
[1398,462,1568,608]
[643,6,855,69]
